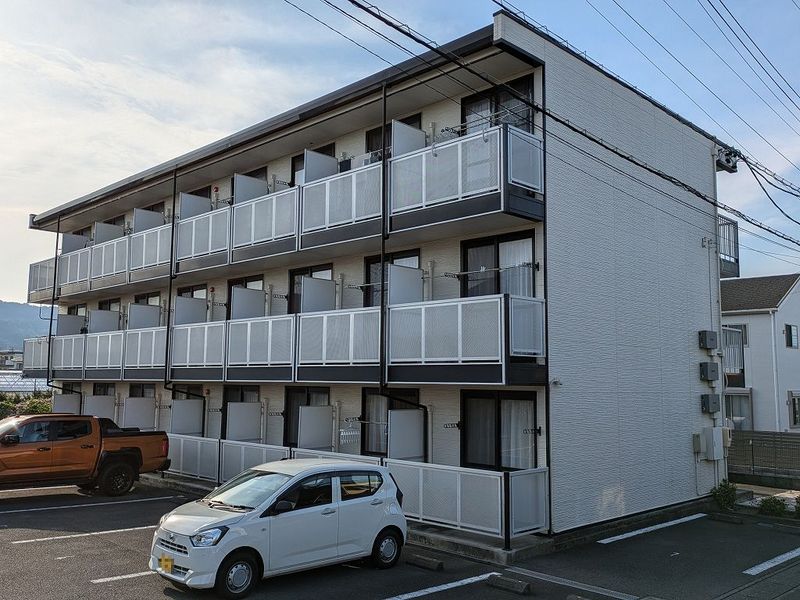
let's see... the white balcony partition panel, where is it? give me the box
[85,331,124,369]
[233,188,297,247]
[388,296,503,364]
[129,223,172,270]
[506,126,544,192]
[23,337,49,370]
[221,440,290,482]
[301,162,381,232]
[57,248,91,285]
[125,327,167,368]
[121,397,157,431]
[509,468,549,536]
[90,237,127,279]
[171,322,226,367]
[82,395,116,421]
[170,399,204,436]
[384,459,504,536]
[176,206,230,260]
[298,307,380,365]
[51,335,85,370]
[168,434,219,480]
[29,258,56,294]
[390,127,501,214]
[227,316,294,366]
[52,394,81,414]
[509,297,546,357]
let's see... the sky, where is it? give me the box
[2,0,800,302]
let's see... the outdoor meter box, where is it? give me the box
[699,362,719,381]
[701,393,721,413]
[698,330,718,350]
[703,426,724,461]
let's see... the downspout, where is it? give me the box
[770,310,781,431]
[46,215,83,408]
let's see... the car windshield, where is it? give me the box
[0,418,20,437]
[203,470,291,511]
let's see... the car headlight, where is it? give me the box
[158,513,169,528]
[190,526,228,547]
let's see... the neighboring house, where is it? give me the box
[0,350,24,370]
[722,274,800,432]
[21,11,737,534]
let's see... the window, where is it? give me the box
[178,284,207,299]
[361,388,419,456]
[18,421,50,443]
[787,324,799,348]
[363,251,420,307]
[104,214,126,228]
[339,472,383,501]
[725,393,753,431]
[461,391,537,470]
[365,113,423,155]
[145,201,165,215]
[61,382,81,394]
[790,393,800,428]
[93,383,115,396]
[461,75,534,134]
[288,264,333,314]
[284,387,329,447]
[54,420,90,440]
[189,185,212,199]
[290,143,335,186]
[280,475,332,511]
[130,383,156,398]
[72,225,92,239]
[98,298,121,312]
[462,233,535,298]
[172,384,204,400]
[243,166,268,181]
[227,276,264,319]
[67,304,87,316]
[224,385,259,404]
[727,324,748,346]
[134,292,161,306]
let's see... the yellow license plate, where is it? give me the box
[158,555,174,574]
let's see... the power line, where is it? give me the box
[744,159,800,227]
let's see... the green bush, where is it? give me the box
[759,496,787,517]
[15,397,52,415]
[0,400,15,419]
[711,479,738,511]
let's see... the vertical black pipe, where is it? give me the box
[379,82,388,393]
[163,168,178,388]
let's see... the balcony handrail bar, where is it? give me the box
[388,293,505,310]
[389,124,502,161]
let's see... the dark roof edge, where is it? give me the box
[32,26,494,228]
[494,9,735,152]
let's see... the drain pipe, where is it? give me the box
[45,214,83,409]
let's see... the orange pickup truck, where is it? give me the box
[0,414,170,496]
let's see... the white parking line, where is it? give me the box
[506,566,639,600]
[382,572,500,599]
[743,546,800,576]
[90,571,154,584]
[596,513,707,544]
[12,525,157,544]
[0,496,175,515]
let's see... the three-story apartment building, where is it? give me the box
[22,11,738,534]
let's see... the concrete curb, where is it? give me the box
[139,472,215,496]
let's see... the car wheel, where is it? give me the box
[97,462,136,496]
[371,528,402,569]
[214,551,260,599]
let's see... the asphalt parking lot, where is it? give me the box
[0,483,798,600]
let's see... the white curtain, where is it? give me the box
[499,238,533,297]
[500,399,535,469]
[464,396,496,466]
[364,392,389,454]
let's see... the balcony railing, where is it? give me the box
[28,258,56,295]
[226,316,294,366]
[388,295,504,364]
[233,188,297,248]
[301,162,381,232]
[57,248,91,286]
[129,223,172,270]
[50,334,85,370]
[176,206,230,261]
[298,307,380,365]
[90,238,127,279]
[171,322,226,367]
[23,337,49,370]
[84,331,124,369]
[125,327,167,368]
[509,296,545,357]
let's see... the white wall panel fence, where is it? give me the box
[509,296,546,357]
[23,337,49,370]
[176,207,230,260]
[171,322,226,367]
[233,188,297,247]
[298,307,380,365]
[28,258,56,294]
[129,224,172,270]
[124,327,168,368]
[84,331,124,368]
[302,162,381,232]
[90,238,128,279]
[50,334,85,370]
[227,316,294,366]
[57,248,91,285]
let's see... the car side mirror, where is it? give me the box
[1,434,20,446]
[271,500,293,515]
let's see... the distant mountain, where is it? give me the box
[0,301,51,351]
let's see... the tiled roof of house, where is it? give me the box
[721,274,800,312]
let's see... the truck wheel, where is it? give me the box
[98,462,136,496]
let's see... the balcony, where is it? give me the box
[387,295,545,385]
[170,321,226,381]
[296,307,380,383]
[83,330,124,380]
[175,205,230,274]
[57,247,91,296]
[50,333,85,380]
[28,258,56,303]
[231,188,298,263]
[718,215,740,278]
[722,325,745,389]
[22,337,49,378]
[90,237,128,290]
[128,223,172,283]
[389,125,543,239]
[124,326,167,380]
[226,315,294,382]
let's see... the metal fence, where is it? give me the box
[57,248,91,285]
[233,188,297,247]
[124,327,168,368]
[507,126,544,192]
[227,316,294,366]
[221,440,291,481]
[23,337,49,370]
[298,307,380,365]
[50,334,85,370]
[302,162,381,232]
[129,224,172,270]
[176,207,230,260]
[84,331,124,369]
[90,237,128,279]
[171,322,226,367]
[28,258,56,294]
[509,296,545,357]
[728,430,800,477]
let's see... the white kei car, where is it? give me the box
[149,459,406,598]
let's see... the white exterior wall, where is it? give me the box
[496,14,724,532]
